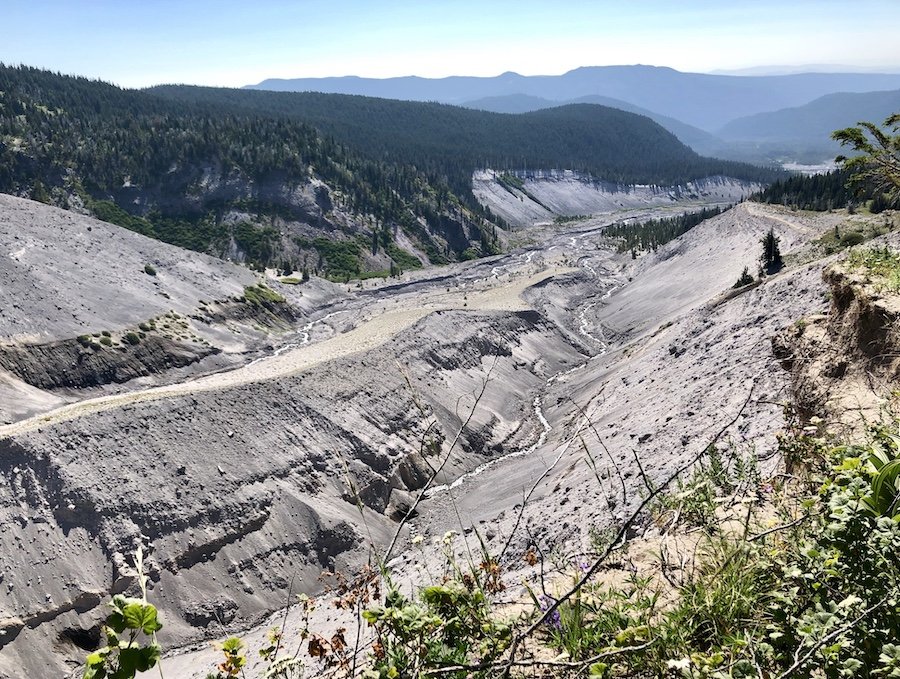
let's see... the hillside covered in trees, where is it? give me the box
[0,65,778,273]
[752,168,897,213]
[751,169,856,211]
[147,85,779,194]
[605,205,727,253]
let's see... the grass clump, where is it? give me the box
[242,284,285,306]
[846,246,900,292]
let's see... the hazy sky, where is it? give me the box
[3,0,898,88]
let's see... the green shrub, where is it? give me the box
[99,336,112,346]
[840,231,866,246]
[143,263,157,276]
[386,244,423,270]
[846,246,900,292]
[242,284,285,306]
[123,332,141,346]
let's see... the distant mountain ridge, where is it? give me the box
[719,89,900,142]
[245,65,900,131]
[460,93,719,154]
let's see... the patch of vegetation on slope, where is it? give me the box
[605,205,727,253]
[751,169,859,211]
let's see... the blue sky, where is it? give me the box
[2,0,898,88]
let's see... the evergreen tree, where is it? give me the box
[733,266,754,288]
[760,228,783,275]
[833,112,900,208]
[750,169,854,211]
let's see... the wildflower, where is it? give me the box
[411,535,424,546]
[539,595,562,630]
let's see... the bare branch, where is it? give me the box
[382,359,498,565]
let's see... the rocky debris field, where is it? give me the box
[0,194,886,678]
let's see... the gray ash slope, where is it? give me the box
[153,202,867,679]
[0,193,860,678]
[412,203,845,547]
[0,307,585,678]
[0,195,589,678]
[0,194,255,342]
[0,194,345,424]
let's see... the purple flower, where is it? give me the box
[539,595,562,630]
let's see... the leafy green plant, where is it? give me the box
[207,637,246,678]
[83,547,162,679]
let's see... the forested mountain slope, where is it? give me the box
[718,89,900,161]
[0,66,495,275]
[147,85,777,190]
[720,89,900,143]
[461,92,720,154]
